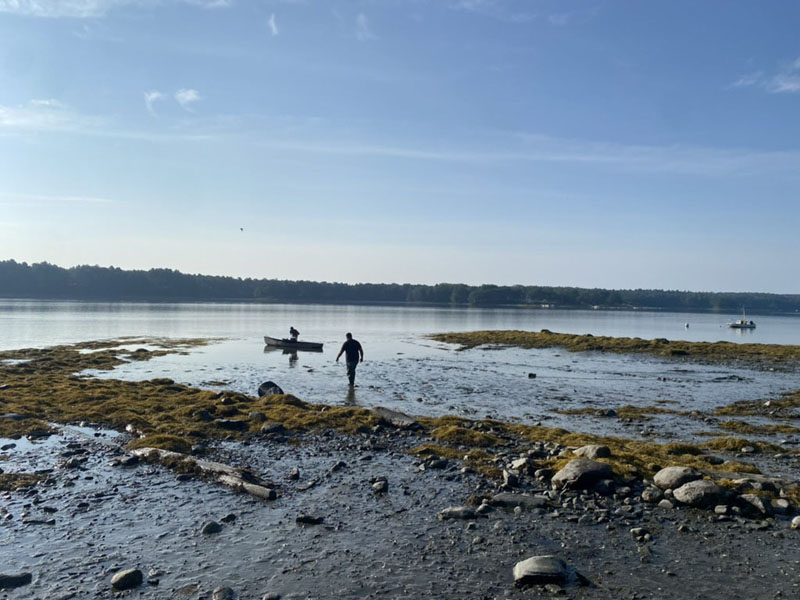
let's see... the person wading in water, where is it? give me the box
[335,332,364,386]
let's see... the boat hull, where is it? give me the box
[264,335,323,350]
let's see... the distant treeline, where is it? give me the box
[1,259,799,313]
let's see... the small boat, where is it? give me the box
[264,335,323,350]
[728,309,756,329]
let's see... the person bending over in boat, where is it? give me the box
[336,332,364,387]
[289,326,299,341]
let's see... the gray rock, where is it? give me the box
[201,521,223,535]
[110,568,143,590]
[502,470,519,488]
[791,516,800,529]
[551,459,612,490]
[242,483,277,501]
[574,445,611,459]
[370,406,419,429]
[288,467,300,480]
[438,506,477,520]
[262,594,281,600]
[658,499,675,510]
[739,493,771,515]
[641,487,664,503]
[212,586,236,600]
[714,505,730,515]
[258,381,284,396]
[771,498,790,514]
[653,466,702,490]
[0,573,33,589]
[673,480,725,508]
[513,555,568,586]
[249,411,266,422]
[490,493,549,511]
[372,478,388,494]
[296,513,324,525]
[214,419,248,431]
[261,423,288,435]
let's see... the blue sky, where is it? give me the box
[1,0,799,293]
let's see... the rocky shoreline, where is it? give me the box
[3,409,800,599]
[2,338,800,598]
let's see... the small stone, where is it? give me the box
[658,499,674,510]
[296,513,323,525]
[438,506,477,520]
[212,586,236,600]
[791,516,800,529]
[641,487,664,503]
[220,513,237,523]
[110,568,143,591]
[372,479,388,494]
[201,521,223,535]
[288,467,300,481]
[513,555,568,586]
[262,594,281,600]
[574,445,611,460]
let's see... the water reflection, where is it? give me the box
[263,345,323,366]
[345,386,357,405]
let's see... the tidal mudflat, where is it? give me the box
[2,335,800,599]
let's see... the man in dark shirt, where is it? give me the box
[335,332,364,386]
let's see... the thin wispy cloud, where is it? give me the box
[0,192,115,205]
[268,12,278,36]
[450,0,536,24]
[0,0,232,18]
[143,90,164,115]
[0,99,100,132]
[731,57,800,94]
[355,13,376,42]
[174,88,201,111]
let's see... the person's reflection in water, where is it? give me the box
[345,385,357,405]
[285,349,299,367]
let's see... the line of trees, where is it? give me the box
[1,259,799,313]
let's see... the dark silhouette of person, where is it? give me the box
[289,326,299,341]
[335,332,363,386]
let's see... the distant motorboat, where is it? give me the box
[263,335,323,350]
[728,309,756,329]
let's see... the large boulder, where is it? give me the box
[653,466,701,490]
[258,381,284,397]
[672,479,726,508]
[513,556,568,586]
[551,459,613,490]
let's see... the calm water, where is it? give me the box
[2,300,800,444]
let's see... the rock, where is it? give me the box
[262,594,281,600]
[201,521,223,535]
[641,487,664,503]
[212,586,236,600]
[214,419,248,431]
[658,499,675,510]
[630,527,650,542]
[535,468,553,480]
[288,467,300,481]
[370,406,419,430]
[653,466,701,490]
[0,573,33,589]
[490,493,549,511]
[0,443,16,451]
[528,373,536,379]
[110,568,143,591]
[258,381,284,396]
[438,506,477,520]
[242,483,277,501]
[574,445,611,459]
[513,555,568,586]
[739,493,771,516]
[673,480,726,508]
[296,513,324,525]
[249,411,266,422]
[372,478,388,494]
[771,498,790,514]
[791,516,800,529]
[261,423,288,435]
[220,513,237,523]
[551,459,612,490]
[193,409,213,422]
[510,457,531,471]
[502,470,519,488]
